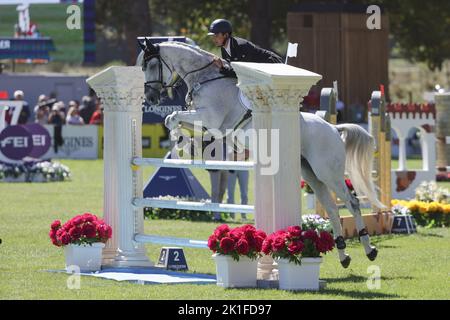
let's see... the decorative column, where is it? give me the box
[236,84,275,281]
[435,93,450,171]
[232,62,322,282]
[87,66,152,268]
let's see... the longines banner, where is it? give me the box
[42,125,98,159]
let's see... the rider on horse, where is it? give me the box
[207,19,283,78]
[206,18,283,130]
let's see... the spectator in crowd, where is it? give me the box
[35,105,49,125]
[68,100,79,110]
[4,106,12,125]
[66,106,85,125]
[55,101,66,121]
[204,136,228,222]
[227,148,250,221]
[89,99,103,125]
[34,94,47,113]
[14,90,30,124]
[79,96,96,124]
[48,104,64,126]
[48,104,64,153]
[209,169,228,222]
[34,94,49,125]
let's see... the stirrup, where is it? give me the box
[335,236,346,250]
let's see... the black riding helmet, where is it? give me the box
[207,19,232,35]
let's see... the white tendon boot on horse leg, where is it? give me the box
[332,180,378,261]
[301,160,351,268]
[333,123,385,261]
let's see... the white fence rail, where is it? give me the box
[133,198,255,214]
[133,157,254,171]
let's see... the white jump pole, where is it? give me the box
[231,62,322,281]
[87,66,152,268]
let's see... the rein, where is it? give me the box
[143,52,230,98]
[143,54,176,93]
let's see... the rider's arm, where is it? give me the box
[219,61,237,78]
[219,65,237,78]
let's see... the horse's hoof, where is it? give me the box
[340,255,351,268]
[367,248,378,261]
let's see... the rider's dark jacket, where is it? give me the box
[220,36,282,77]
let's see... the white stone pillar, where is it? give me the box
[269,88,305,230]
[398,136,407,171]
[232,62,322,281]
[237,85,275,281]
[87,66,152,268]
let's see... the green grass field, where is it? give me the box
[0,4,84,62]
[0,159,449,299]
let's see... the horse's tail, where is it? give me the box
[335,123,386,209]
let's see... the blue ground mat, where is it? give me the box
[47,267,217,285]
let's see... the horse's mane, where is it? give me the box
[161,41,216,59]
[136,41,216,67]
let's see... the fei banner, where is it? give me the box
[0,123,51,163]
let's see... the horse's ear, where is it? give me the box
[145,37,159,54]
[138,39,146,51]
[145,37,152,49]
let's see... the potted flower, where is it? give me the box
[208,224,266,288]
[301,180,315,209]
[49,213,112,272]
[301,214,333,232]
[262,224,334,291]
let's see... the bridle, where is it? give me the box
[142,52,179,94]
[142,50,221,97]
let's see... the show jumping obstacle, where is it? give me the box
[87,64,321,277]
[315,88,394,238]
[386,101,437,199]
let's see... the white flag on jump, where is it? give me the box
[285,42,298,64]
[333,80,339,101]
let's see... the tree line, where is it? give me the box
[96,0,449,71]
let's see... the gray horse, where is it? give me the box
[137,39,384,268]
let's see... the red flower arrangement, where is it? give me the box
[262,225,334,265]
[49,213,112,247]
[208,224,267,261]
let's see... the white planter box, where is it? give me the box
[213,254,258,288]
[277,257,322,291]
[64,242,105,272]
[304,193,315,209]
